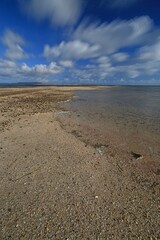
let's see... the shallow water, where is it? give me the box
[65,86,160,157]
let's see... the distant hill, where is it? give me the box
[0,82,48,87]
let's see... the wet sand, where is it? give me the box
[0,87,159,239]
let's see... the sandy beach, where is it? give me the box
[0,87,159,239]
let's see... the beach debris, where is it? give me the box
[64,99,71,103]
[96,147,104,156]
[94,144,107,156]
[131,151,143,160]
[8,208,12,212]
[54,111,70,116]
[71,130,82,138]
[10,167,41,182]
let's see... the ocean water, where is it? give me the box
[65,86,160,158]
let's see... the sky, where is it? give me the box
[0,0,160,85]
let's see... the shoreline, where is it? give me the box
[0,87,159,239]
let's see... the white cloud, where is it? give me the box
[43,16,153,65]
[112,52,129,62]
[41,15,160,83]
[0,59,63,81]
[138,37,160,61]
[44,40,100,60]
[2,29,27,60]
[73,16,153,55]
[95,56,112,71]
[0,59,16,68]
[113,58,160,78]
[67,46,160,82]
[96,56,110,64]
[1,15,160,84]
[20,62,63,76]
[19,0,83,26]
[126,68,140,78]
[59,60,74,68]
[0,59,17,77]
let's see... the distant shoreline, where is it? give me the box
[0,83,160,88]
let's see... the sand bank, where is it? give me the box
[0,87,159,239]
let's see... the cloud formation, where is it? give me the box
[0,29,65,81]
[44,40,100,60]
[112,53,129,62]
[0,58,17,77]
[2,29,28,60]
[73,16,153,54]
[138,37,160,61]
[41,14,160,84]
[20,62,63,77]
[59,60,74,68]
[44,16,153,62]
[19,0,83,26]
[0,58,63,81]
[0,15,160,84]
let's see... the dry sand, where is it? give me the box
[0,87,159,239]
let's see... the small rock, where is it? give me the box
[155,169,160,175]
[131,152,143,160]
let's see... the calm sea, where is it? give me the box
[66,86,160,157]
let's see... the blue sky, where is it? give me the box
[0,0,160,85]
